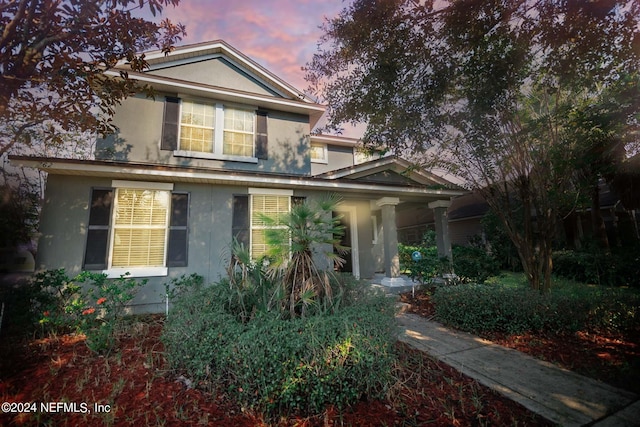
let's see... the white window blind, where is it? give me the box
[310,143,327,163]
[111,189,170,267]
[250,194,290,259]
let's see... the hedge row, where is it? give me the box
[433,283,639,336]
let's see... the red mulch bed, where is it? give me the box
[0,314,552,426]
[400,287,640,395]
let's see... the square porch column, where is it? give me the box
[429,200,452,260]
[428,200,452,260]
[376,197,401,278]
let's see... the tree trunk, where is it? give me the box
[591,183,610,253]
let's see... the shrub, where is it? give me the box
[398,243,442,284]
[31,268,86,334]
[162,284,396,420]
[553,248,640,287]
[262,193,349,318]
[450,245,501,284]
[27,269,143,354]
[433,282,640,336]
[481,210,522,271]
[164,273,204,300]
[399,243,500,284]
[75,272,144,354]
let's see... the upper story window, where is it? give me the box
[178,100,256,159]
[180,101,215,153]
[310,143,328,164]
[162,96,269,163]
[223,107,255,157]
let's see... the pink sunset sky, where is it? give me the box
[154,0,348,93]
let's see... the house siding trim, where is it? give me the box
[12,157,467,199]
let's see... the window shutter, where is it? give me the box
[83,188,113,270]
[292,196,306,207]
[232,195,250,248]
[167,192,189,267]
[161,96,180,151]
[255,110,268,160]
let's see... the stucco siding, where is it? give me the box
[96,95,312,175]
[149,57,279,96]
[36,179,373,312]
[96,94,167,163]
[37,175,106,275]
[449,218,483,246]
[311,145,354,176]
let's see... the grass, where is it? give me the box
[486,271,640,295]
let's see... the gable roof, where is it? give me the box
[118,40,308,102]
[314,157,462,190]
[110,40,326,127]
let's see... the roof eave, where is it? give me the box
[10,156,466,200]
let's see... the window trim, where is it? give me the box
[310,143,328,164]
[174,99,259,163]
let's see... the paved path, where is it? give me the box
[396,312,640,426]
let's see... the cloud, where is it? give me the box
[156,0,346,89]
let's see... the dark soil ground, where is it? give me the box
[0,313,552,426]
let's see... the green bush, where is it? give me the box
[451,245,501,284]
[433,282,640,336]
[480,210,522,271]
[162,284,396,420]
[399,242,500,284]
[553,248,640,287]
[24,269,143,353]
[398,243,442,283]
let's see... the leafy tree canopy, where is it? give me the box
[305,0,640,291]
[0,0,186,156]
[306,0,640,158]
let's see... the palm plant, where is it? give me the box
[262,193,349,318]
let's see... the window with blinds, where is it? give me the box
[250,194,290,259]
[111,188,171,267]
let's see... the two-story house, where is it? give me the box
[11,41,465,312]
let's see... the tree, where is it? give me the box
[0,0,186,157]
[305,0,640,291]
[263,194,349,318]
[565,78,640,252]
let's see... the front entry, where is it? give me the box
[334,211,352,273]
[333,206,359,279]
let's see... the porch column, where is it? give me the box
[376,197,401,278]
[429,200,452,260]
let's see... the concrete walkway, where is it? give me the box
[397,312,640,426]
